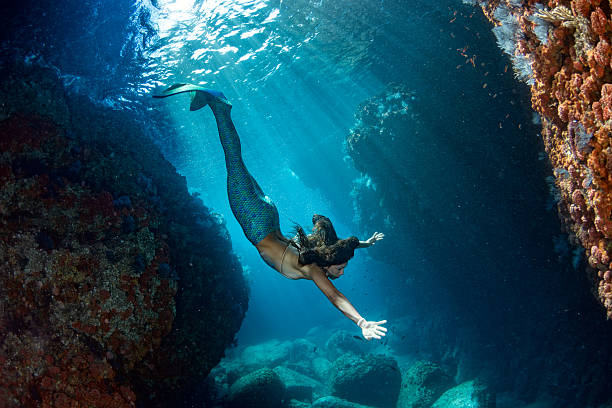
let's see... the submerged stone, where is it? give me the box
[330,353,401,408]
[397,361,454,408]
[311,395,378,408]
[227,367,285,408]
[431,379,494,408]
[273,365,322,402]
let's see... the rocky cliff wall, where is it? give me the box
[0,61,249,407]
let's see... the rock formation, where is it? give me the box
[0,61,249,407]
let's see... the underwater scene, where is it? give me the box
[2,0,612,407]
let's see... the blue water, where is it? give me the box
[3,0,612,407]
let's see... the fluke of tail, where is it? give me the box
[153,83,231,111]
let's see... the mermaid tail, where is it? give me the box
[153,83,232,111]
[153,82,279,246]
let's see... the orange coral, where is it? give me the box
[600,83,612,120]
[573,0,592,17]
[590,7,608,35]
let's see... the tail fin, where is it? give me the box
[152,83,231,111]
[152,83,191,98]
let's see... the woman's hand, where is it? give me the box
[357,318,388,340]
[365,232,385,246]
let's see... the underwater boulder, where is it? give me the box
[226,367,285,408]
[283,337,324,378]
[289,337,319,362]
[288,399,313,408]
[207,357,254,393]
[273,365,323,402]
[311,356,333,381]
[325,330,369,361]
[397,360,454,408]
[0,62,248,407]
[212,338,323,391]
[431,379,494,408]
[330,353,401,408]
[311,395,378,408]
[240,338,293,367]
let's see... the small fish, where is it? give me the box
[353,335,364,341]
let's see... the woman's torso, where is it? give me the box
[256,231,311,280]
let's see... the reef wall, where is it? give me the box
[472,0,612,318]
[0,61,248,407]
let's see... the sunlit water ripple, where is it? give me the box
[135,0,392,96]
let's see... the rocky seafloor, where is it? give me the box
[203,323,494,408]
[0,61,249,407]
[203,318,602,408]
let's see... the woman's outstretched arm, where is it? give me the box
[309,266,387,340]
[358,231,385,248]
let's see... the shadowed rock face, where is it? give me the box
[476,0,612,322]
[345,66,612,407]
[0,62,249,407]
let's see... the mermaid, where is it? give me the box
[154,84,387,340]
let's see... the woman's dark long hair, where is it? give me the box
[290,214,360,268]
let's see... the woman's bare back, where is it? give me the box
[256,231,312,280]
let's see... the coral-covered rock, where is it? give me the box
[0,62,248,407]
